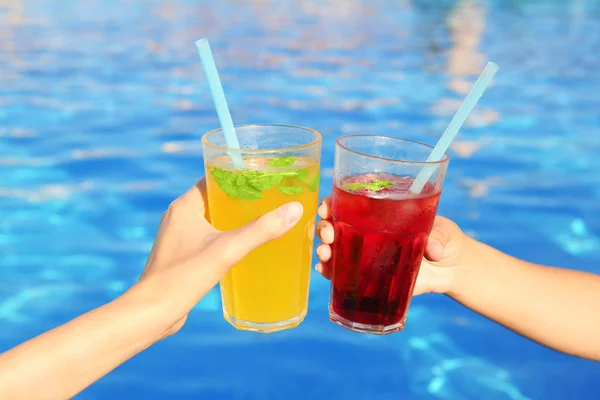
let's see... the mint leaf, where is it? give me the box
[211,167,232,180]
[236,174,246,186]
[279,170,301,178]
[347,179,393,192]
[373,180,392,188]
[348,183,378,191]
[234,185,263,200]
[244,171,283,191]
[268,156,296,167]
[210,165,315,200]
[296,169,309,182]
[308,171,320,192]
[210,168,262,200]
[278,185,305,195]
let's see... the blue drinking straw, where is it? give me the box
[195,38,245,169]
[409,62,499,194]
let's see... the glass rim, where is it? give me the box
[202,123,322,153]
[336,134,450,165]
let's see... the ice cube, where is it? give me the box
[368,190,392,199]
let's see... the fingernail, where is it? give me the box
[278,202,303,225]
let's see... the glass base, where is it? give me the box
[329,309,405,335]
[223,309,307,333]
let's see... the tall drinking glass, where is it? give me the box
[329,135,449,334]
[202,124,322,333]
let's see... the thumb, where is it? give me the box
[216,202,304,266]
[425,218,453,262]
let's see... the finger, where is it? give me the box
[187,178,210,221]
[165,177,212,231]
[413,259,453,296]
[169,177,208,213]
[412,267,426,296]
[174,202,304,303]
[424,217,453,262]
[317,196,332,220]
[316,220,335,244]
[178,177,207,202]
[316,243,331,263]
[424,239,444,262]
[217,202,304,266]
[315,262,332,280]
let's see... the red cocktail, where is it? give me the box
[329,136,448,334]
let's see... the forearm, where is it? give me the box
[0,282,174,400]
[450,238,600,361]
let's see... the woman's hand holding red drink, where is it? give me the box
[315,195,470,297]
[315,195,600,361]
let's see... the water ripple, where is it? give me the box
[1,0,600,399]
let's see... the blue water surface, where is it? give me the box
[1,0,600,399]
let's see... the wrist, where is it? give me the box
[120,279,182,342]
[446,235,482,299]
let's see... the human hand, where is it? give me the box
[137,178,303,337]
[0,178,304,400]
[314,195,470,296]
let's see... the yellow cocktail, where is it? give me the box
[202,124,322,333]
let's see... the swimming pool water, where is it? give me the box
[1,0,600,399]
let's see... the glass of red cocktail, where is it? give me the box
[329,135,449,335]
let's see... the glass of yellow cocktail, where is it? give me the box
[202,124,322,333]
